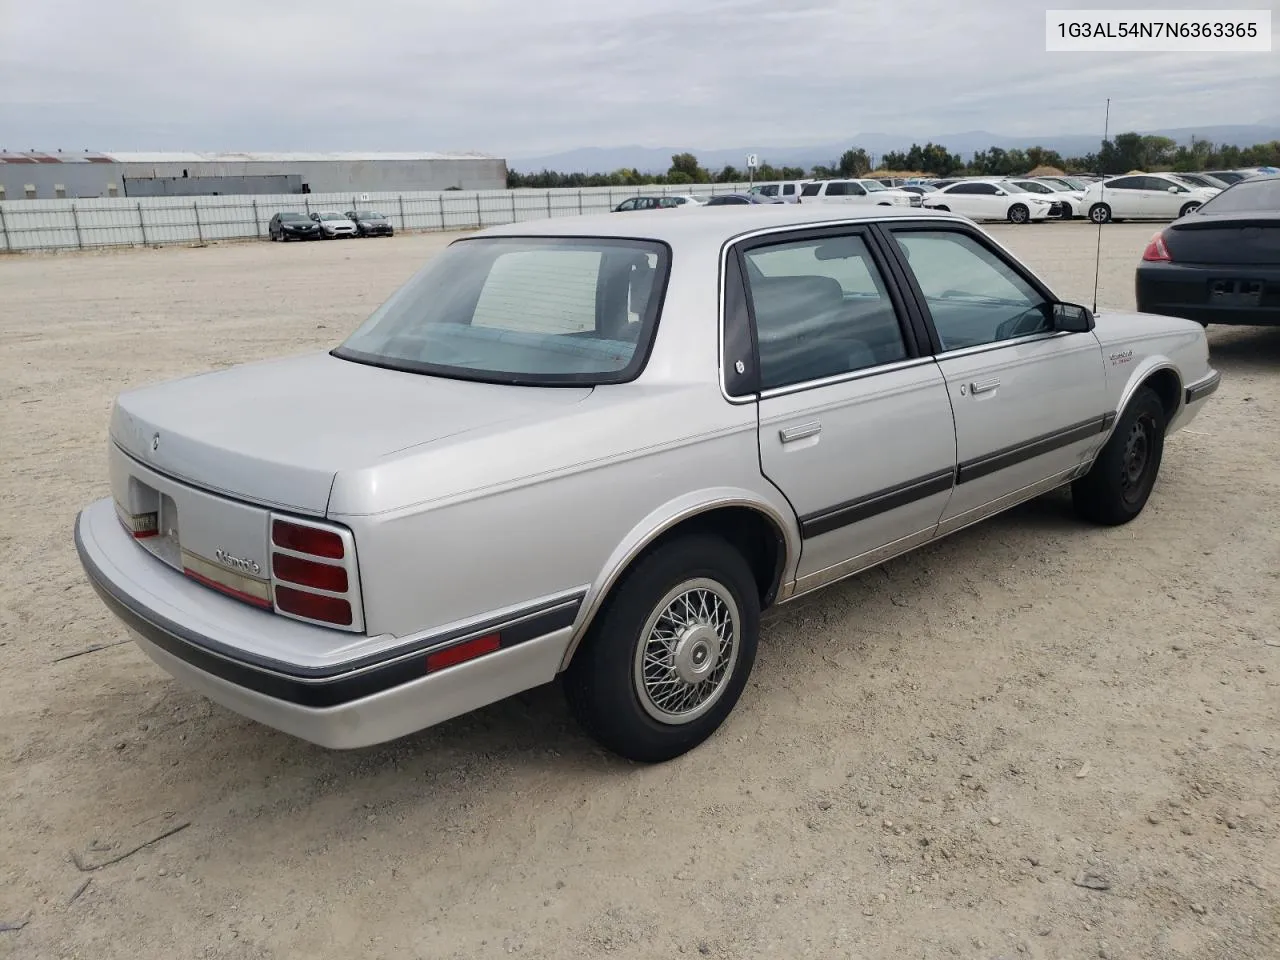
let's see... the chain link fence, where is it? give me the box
[0,183,753,253]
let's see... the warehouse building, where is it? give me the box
[0,150,508,199]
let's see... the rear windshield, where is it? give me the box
[1196,177,1280,213]
[333,237,669,385]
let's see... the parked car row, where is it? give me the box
[268,209,395,241]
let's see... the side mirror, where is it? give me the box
[993,190,1006,196]
[1053,302,1094,333]
[1167,185,1178,193]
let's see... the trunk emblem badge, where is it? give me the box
[151,433,160,451]
[215,549,261,576]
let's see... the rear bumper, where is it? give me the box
[1136,262,1280,326]
[74,497,582,749]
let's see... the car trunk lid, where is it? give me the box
[110,350,593,516]
[1164,213,1280,266]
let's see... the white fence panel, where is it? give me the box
[0,183,752,253]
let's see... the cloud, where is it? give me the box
[1,0,1276,156]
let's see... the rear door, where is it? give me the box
[723,224,958,593]
[878,220,1108,533]
[1099,177,1144,218]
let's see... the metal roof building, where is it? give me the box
[0,150,508,199]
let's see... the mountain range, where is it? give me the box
[510,123,1280,173]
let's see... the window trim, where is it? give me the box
[872,220,1064,358]
[331,233,674,388]
[717,222,927,400]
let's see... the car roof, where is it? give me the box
[477,205,968,247]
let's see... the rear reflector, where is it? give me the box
[275,585,353,626]
[272,553,348,593]
[426,633,501,673]
[117,507,159,538]
[272,519,344,559]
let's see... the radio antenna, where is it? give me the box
[1091,97,1110,314]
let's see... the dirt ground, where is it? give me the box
[1,222,1277,960]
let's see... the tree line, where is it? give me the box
[507,134,1280,188]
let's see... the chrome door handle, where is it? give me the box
[969,378,1001,395]
[779,421,821,443]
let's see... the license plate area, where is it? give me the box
[1208,278,1263,306]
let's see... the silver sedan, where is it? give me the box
[76,205,1219,763]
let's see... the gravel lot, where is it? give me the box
[2,222,1277,960]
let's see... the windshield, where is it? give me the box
[353,210,383,219]
[318,212,348,220]
[279,212,309,222]
[1015,181,1052,193]
[1196,176,1280,214]
[334,237,669,385]
[859,180,888,191]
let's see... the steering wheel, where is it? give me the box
[994,304,1051,341]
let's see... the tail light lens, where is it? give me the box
[269,515,363,632]
[1142,232,1172,262]
[271,519,344,558]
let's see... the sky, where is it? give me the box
[2,0,1278,159]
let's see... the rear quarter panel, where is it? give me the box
[327,382,795,641]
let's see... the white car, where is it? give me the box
[799,179,918,207]
[1006,178,1085,219]
[749,180,812,203]
[921,179,1054,223]
[310,211,359,238]
[1082,173,1220,224]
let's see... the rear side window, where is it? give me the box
[335,237,668,385]
[801,183,822,197]
[742,233,909,390]
[1198,176,1280,212]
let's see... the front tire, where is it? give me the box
[1089,203,1112,224]
[562,534,761,763]
[1008,203,1030,224]
[1071,386,1166,525]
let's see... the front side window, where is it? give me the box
[890,229,1052,351]
[742,233,909,390]
[335,237,668,385]
[1106,177,1142,190]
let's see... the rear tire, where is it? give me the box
[562,534,761,763]
[1071,386,1166,525]
[1089,203,1112,224]
[1179,202,1201,218]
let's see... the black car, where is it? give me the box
[1135,174,1280,328]
[703,192,784,206]
[343,209,395,237]
[268,212,321,241]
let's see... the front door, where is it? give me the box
[880,222,1108,533]
[730,226,958,593]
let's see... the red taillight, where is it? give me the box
[274,585,353,626]
[271,519,344,559]
[425,633,501,673]
[272,553,348,593]
[1142,232,1172,262]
